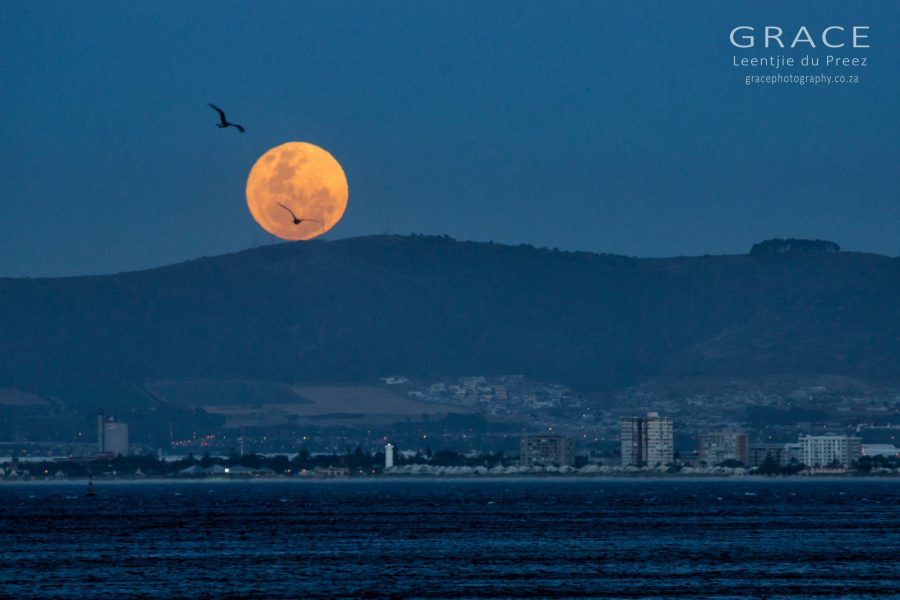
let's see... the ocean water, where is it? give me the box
[0,479,898,598]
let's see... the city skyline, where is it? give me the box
[1,2,897,597]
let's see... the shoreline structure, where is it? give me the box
[2,473,898,485]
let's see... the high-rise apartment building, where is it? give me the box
[800,435,861,468]
[620,412,673,467]
[97,413,129,456]
[698,431,749,465]
[520,434,575,467]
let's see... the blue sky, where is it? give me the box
[1,1,897,276]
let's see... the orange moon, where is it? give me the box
[245,142,348,240]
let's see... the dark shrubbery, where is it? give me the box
[750,238,840,255]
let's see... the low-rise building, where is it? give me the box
[784,442,803,465]
[861,444,899,458]
[315,466,349,478]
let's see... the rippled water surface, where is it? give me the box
[1,479,898,598]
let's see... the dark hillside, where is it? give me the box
[0,235,897,413]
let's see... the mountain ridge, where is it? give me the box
[0,235,897,411]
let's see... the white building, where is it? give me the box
[385,443,394,469]
[861,444,899,458]
[800,435,861,468]
[620,412,673,467]
[97,414,129,456]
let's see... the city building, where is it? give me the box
[698,431,748,465]
[620,412,673,467]
[748,443,789,468]
[314,466,349,478]
[862,444,899,458]
[520,434,575,467]
[97,413,129,456]
[800,435,861,468]
[784,442,803,465]
[385,443,394,468]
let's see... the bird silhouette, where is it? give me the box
[208,103,245,132]
[277,203,323,227]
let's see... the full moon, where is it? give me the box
[245,142,348,241]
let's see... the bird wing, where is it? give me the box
[208,103,227,124]
[276,202,298,218]
[233,123,245,133]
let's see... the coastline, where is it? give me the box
[1,474,898,486]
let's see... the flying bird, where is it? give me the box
[277,203,323,227]
[208,103,245,132]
